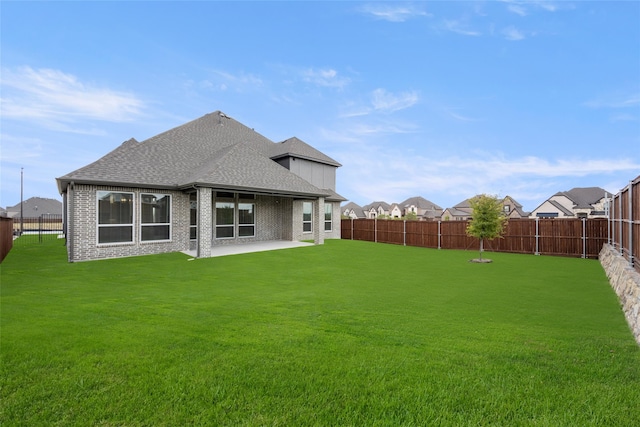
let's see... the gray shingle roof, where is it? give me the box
[57,111,337,198]
[399,196,443,210]
[555,187,607,209]
[5,197,62,218]
[272,137,341,167]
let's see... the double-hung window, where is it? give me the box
[141,193,171,241]
[302,202,313,233]
[216,202,235,238]
[238,203,255,237]
[97,191,134,244]
[324,203,333,231]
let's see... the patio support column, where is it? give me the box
[314,197,325,245]
[197,187,212,258]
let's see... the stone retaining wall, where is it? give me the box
[599,244,640,346]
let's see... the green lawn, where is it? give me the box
[1,238,639,426]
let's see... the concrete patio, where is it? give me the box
[182,240,313,258]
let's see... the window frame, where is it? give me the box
[215,201,235,239]
[96,191,135,245]
[238,202,256,238]
[140,193,172,242]
[302,201,313,233]
[324,203,333,232]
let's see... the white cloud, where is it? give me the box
[584,93,640,109]
[209,69,263,91]
[360,4,431,22]
[371,88,419,113]
[0,66,144,126]
[301,68,350,88]
[335,144,640,208]
[502,26,525,41]
[507,4,528,16]
[442,19,482,36]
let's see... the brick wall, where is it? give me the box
[69,185,190,262]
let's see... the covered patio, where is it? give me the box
[182,240,313,258]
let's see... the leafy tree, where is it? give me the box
[404,211,418,221]
[466,194,507,261]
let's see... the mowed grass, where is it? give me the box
[1,239,639,426]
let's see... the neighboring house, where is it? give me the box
[4,197,62,218]
[529,187,609,218]
[342,202,365,219]
[389,203,403,218]
[399,196,443,220]
[501,195,530,219]
[442,195,527,221]
[56,111,345,262]
[362,201,391,219]
[441,199,473,221]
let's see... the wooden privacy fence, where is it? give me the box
[610,175,640,272]
[341,217,609,259]
[0,217,13,263]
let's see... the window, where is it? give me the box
[97,191,133,244]
[216,202,235,238]
[303,202,313,233]
[239,203,255,237]
[503,205,510,213]
[189,193,197,240]
[141,193,171,241]
[324,203,332,232]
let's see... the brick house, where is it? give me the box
[56,111,344,262]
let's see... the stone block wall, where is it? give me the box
[599,244,640,346]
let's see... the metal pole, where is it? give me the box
[535,217,540,255]
[20,167,24,236]
[403,220,406,246]
[619,188,623,256]
[582,217,586,259]
[629,180,634,268]
[351,218,354,240]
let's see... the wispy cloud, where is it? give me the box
[584,93,640,109]
[202,70,264,92]
[0,66,144,128]
[501,0,568,15]
[371,88,419,113]
[335,145,639,208]
[502,25,526,40]
[301,68,350,89]
[359,3,431,22]
[442,19,482,36]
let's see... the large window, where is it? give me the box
[303,202,313,233]
[97,191,134,244]
[324,203,333,232]
[189,193,197,240]
[141,193,171,241]
[239,203,255,237]
[216,202,235,238]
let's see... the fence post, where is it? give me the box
[629,180,634,268]
[581,217,586,259]
[535,217,540,255]
[619,190,623,256]
[403,220,406,246]
[374,218,377,243]
[351,218,354,240]
[437,220,441,249]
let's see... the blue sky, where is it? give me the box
[1,1,639,211]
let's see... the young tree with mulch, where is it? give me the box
[466,194,508,262]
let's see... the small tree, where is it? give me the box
[404,211,418,221]
[466,194,507,261]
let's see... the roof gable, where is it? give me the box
[57,111,338,198]
[271,137,341,167]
